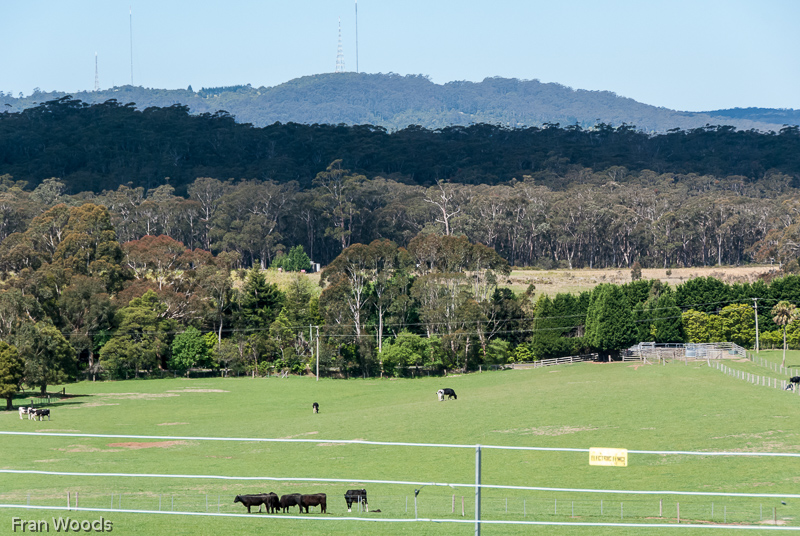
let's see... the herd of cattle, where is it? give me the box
[234,489,369,514]
[18,407,49,421]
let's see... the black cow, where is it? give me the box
[441,388,457,400]
[312,402,319,413]
[300,493,327,514]
[280,493,303,513]
[262,492,280,513]
[30,408,50,421]
[234,494,269,513]
[786,376,800,390]
[344,489,368,512]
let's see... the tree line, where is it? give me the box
[2,195,800,409]
[0,163,798,270]
[2,97,800,196]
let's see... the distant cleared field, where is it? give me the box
[2,353,799,535]
[503,265,775,297]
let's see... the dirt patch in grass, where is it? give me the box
[70,402,120,408]
[34,459,62,463]
[281,431,319,439]
[157,422,189,426]
[107,441,189,449]
[711,431,785,440]
[56,444,123,453]
[166,389,228,393]
[97,393,179,400]
[491,425,597,436]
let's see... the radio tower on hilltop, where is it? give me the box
[94,52,100,91]
[335,17,346,73]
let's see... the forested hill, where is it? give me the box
[1,73,792,133]
[2,96,800,194]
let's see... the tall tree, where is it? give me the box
[771,300,797,368]
[0,341,24,410]
[585,284,638,357]
[16,322,76,395]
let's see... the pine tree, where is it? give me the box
[586,284,637,356]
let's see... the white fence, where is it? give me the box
[2,431,800,532]
[509,354,597,369]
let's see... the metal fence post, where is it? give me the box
[475,444,482,536]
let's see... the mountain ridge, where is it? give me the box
[2,73,795,132]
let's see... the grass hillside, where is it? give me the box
[505,265,772,297]
[2,354,799,535]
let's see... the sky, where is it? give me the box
[2,0,798,112]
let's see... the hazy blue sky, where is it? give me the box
[2,0,798,111]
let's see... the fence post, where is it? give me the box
[677,502,680,523]
[475,445,482,536]
[659,499,662,517]
[67,492,70,511]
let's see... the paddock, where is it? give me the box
[2,352,800,533]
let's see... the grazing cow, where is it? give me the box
[436,389,444,401]
[344,489,368,512]
[312,402,319,413]
[441,388,457,400]
[786,376,800,390]
[262,492,280,513]
[234,494,270,513]
[18,407,30,420]
[30,409,50,421]
[300,493,327,514]
[280,493,303,513]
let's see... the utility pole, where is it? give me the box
[753,298,760,353]
[355,0,359,73]
[129,7,134,85]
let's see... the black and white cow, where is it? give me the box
[18,407,30,420]
[786,376,800,390]
[440,388,457,400]
[312,402,319,413]
[30,408,50,421]
[344,489,368,512]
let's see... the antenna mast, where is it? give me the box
[335,17,346,73]
[355,0,359,73]
[94,52,100,91]
[129,7,134,85]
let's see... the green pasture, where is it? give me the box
[2,359,800,535]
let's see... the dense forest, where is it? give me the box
[1,73,791,132]
[2,97,800,197]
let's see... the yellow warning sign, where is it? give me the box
[589,447,628,467]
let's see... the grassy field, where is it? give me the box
[241,264,774,299]
[504,265,774,297]
[2,354,800,535]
